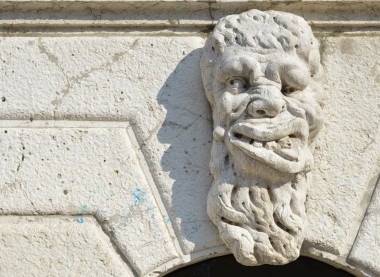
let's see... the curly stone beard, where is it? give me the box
[207,94,322,266]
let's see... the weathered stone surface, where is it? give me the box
[201,9,324,266]
[305,36,380,256]
[0,35,218,256]
[0,216,133,277]
[0,12,378,276]
[0,126,178,275]
[0,36,203,127]
[141,40,218,254]
[0,1,379,32]
[348,180,380,276]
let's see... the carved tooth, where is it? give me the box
[278,137,293,149]
[253,140,262,148]
[265,141,277,150]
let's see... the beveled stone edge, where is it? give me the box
[0,215,137,276]
[0,1,379,32]
[347,176,380,277]
[0,120,185,276]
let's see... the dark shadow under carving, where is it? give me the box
[165,255,354,277]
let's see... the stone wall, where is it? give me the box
[0,1,379,276]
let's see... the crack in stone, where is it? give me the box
[37,38,132,111]
[16,142,26,172]
[19,184,38,214]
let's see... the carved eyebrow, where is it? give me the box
[217,56,259,82]
[218,60,245,81]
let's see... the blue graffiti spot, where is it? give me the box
[185,214,196,222]
[132,188,145,206]
[145,206,154,213]
[191,226,199,233]
[77,216,85,224]
[164,217,171,224]
[76,204,89,224]
[81,204,89,212]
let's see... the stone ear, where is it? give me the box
[308,49,323,78]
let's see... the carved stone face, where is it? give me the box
[201,10,323,266]
[214,47,321,181]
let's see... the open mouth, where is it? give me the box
[232,132,300,161]
[228,118,310,173]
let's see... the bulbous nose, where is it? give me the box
[247,86,286,118]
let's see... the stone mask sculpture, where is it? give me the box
[201,9,323,265]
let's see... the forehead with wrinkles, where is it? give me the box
[201,9,321,105]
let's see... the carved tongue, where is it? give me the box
[274,136,301,161]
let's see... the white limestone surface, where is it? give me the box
[0,216,134,277]
[201,9,325,266]
[348,180,380,276]
[304,36,380,257]
[0,126,178,275]
[0,33,379,276]
[0,36,220,256]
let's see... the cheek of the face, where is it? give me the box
[216,91,249,125]
[286,87,323,143]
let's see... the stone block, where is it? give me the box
[348,181,380,276]
[304,36,380,255]
[0,23,378,276]
[0,125,179,275]
[0,216,134,277]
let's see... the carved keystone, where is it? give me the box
[201,9,323,266]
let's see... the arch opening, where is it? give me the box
[165,255,353,277]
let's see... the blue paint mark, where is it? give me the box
[183,214,201,234]
[132,188,145,206]
[87,192,94,202]
[164,217,171,224]
[81,204,89,212]
[185,214,196,222]
[191,226,199,233]
[145,206,154,213]
[76,216,85,224]
[97,210,111,219]
[76,204,89,224]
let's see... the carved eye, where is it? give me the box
[227,77,248,94]
[280,68,309,94]
[281,85,296,95]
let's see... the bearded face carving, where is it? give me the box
[201,10,323,265]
